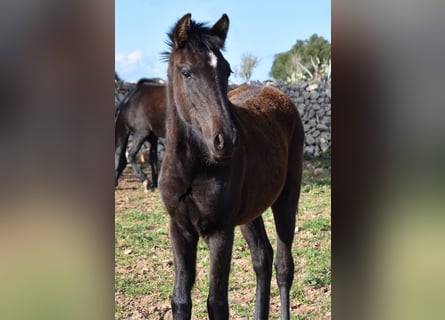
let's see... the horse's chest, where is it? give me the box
[160,163,235,236]
[188,181,236,235]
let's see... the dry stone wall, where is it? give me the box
[115,79,331,157]
[115,80,135,108]
[273,80,331,157]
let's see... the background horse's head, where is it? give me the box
[165,13,238,163]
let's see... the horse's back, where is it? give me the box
[229,84,300,132]
[229,84,301,143]
[119,82,167,138]
[138,83,167,138]
[229,84,303,224]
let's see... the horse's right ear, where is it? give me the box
[173,13,192,49]
[211,14,229,47]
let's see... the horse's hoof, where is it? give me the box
[142,180,149,192]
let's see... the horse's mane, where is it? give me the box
[136,78,160,86]
[161,18,226,61]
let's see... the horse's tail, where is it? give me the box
[115,103,122,122]
[115,93,128,122]
[114,82,137,120]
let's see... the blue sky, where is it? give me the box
[115,0,331,83]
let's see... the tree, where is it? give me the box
[270,34,330,81]
[237,53,259,83]
[269,52,290,81]
[115,71,122,81]
[291,34,330,66]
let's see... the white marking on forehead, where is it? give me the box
[208,51,218,68]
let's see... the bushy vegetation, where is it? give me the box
[115,71,122,81]
[270,34,331,82]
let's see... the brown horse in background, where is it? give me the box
[158,13,304,319]
[115,79,166,189]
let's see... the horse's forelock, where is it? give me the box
[163,19,225,59]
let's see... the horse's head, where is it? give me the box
[165,13,238,163]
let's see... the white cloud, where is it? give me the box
[115,50,144,66]
[115,50,166,81]
[127,50,143,64]
[115,53,126,64]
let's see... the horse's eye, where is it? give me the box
[181,69,191,79]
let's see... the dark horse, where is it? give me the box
[115,79,166,189]
[158,14,304,320]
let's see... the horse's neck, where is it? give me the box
[165,105,200,163]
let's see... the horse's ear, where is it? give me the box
[211,14,229,47]
[173,13,192,49]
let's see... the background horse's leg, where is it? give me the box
[126,133,149,187]
[240,217,273,320]
[170,220,198,320]
[115,130,130,187]
[147,133,159,189]
[206,229,234,320]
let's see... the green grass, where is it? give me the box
[115,159,331,319]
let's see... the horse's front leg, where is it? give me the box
[206,229,234,320]
[170,220,198,320]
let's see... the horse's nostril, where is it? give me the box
[214,133,225,151]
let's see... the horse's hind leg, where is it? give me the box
[272,187,299,320]
[126,133,149,187]
[240,217,273,320]
[147,133,159,189]
[272,124,304,319]
[272,149,303,319]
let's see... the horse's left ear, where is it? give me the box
[211,14,229,46]
[173,13,192,49]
